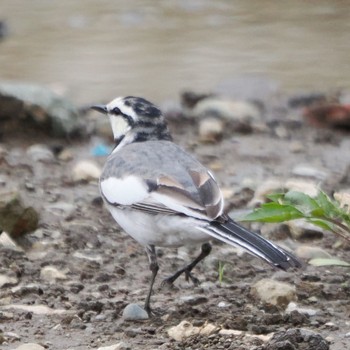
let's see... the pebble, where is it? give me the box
[57,148,73,161]
[198,117,224,143]
[40,266,67,283]
[295,245,332,260]
[251,278,297,308]
[72,160,101,182]
[248,178,284,206]
[292,164,328,180]
[0,231,22,251]
[122,303,149,321]
[168,320,218,341]
[97,343,129,350]
[14,343,45,350]
[334,191,350,213]
[4,331,21,340]
[73,250,103,263]
[286,301,318,316]
[193,97,261,125]
[289,140,305,153]
[46,202,76,219]
[0,274,18,288]
[26,144,55,162]
[2,304,66,315]
[287,219,324,240]
[285,178,319,197]
[179,295,208,305]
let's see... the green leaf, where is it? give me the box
[306,218,335,232]
[315,190,341,218]
[309,258,350,267]
[242,202,304,223]
[266,193,285,203]
[284,191,323,216]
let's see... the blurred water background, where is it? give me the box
[0,0,349,105]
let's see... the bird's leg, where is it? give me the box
[144,245,159,315]
[162,242,212,286]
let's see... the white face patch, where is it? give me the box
[100,176,148,205]
[109,115,130,140]
[106,97,139,140]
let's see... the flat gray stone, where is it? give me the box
[122,303,149,321]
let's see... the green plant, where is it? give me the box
[242,190,350,243]
[218,261,226,284]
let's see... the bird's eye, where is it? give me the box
[112,107,121,115]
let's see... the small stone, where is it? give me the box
[4,331,21,340]
[289,141,305,153]
[286,302,318,316]
[274,125,289,139]
[2,304,66,315]
[285,179,319,197]
[287,219,324,240]
[0,274,18,288]
[168,320,217,341]
[58,148,73,161]
[97,343,129,350]
[168,321,196,341]
[193,97,260,127]
[0,232,22,251]
[251,278,297,308]
[179,295,208,305]
[72,160,101,182]
[27,144,54,162]
[219,329,243,336]
[217,301,229,308]
[248,178,284,207]
[73,250,103,262]
[40,266,67,283]
[46,202,76,219]
[14,343,45,350]
[198,117,224,143]
[295,245,331,260]
[122,303,149,321]
[334,191,350,214]
[0,311,14,319]
[292,164,328,181]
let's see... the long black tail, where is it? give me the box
[201,217,301,270]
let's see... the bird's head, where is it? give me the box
[91,96,172,145]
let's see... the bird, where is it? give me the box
[91,96,301,314]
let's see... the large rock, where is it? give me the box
[251,278,297,308]
[0,82,80,137]
[261,328,329,350]
[0,190,39,238]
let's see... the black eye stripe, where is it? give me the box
[110,107,135,126]
[111,107,121,115]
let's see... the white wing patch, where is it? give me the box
[100,176,148,205]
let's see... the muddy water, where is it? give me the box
[0,0,349,105]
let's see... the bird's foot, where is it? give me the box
[161,269,200,288]
[185,271,200,286]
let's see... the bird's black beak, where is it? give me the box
[90,104,108,114]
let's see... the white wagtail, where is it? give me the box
[91,96,301,314]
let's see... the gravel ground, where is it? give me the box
[0,95,350,350]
